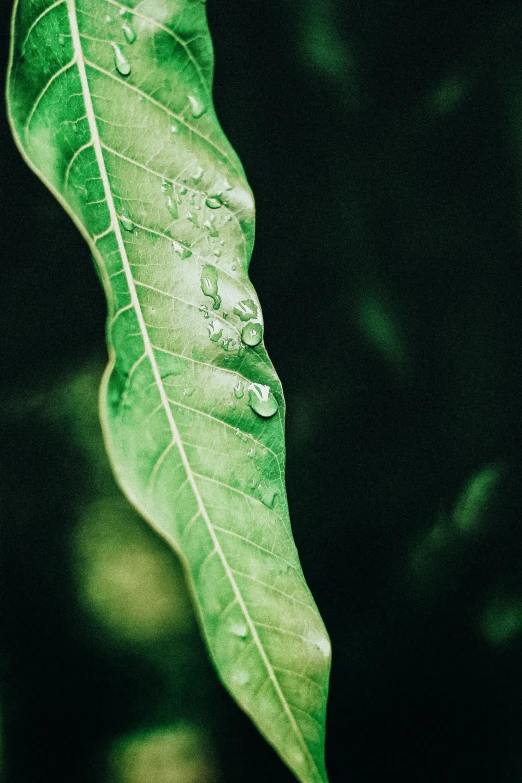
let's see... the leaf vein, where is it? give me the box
[25,58,77,135]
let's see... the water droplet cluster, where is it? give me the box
[108,18,278,433]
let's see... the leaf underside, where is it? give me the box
[7,1,330,781]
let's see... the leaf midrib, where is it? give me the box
[65,0,317,775]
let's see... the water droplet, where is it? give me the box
[111,43,131,76]
[234,299,258,322]
[170,124,178,134]
[204,218,219,237]
[205,196,222,209]
[221,337,233,351]
[231,669,250,686]
[235,428,248,442]
[213,249,222,258]
[199,304,210,319]
[122,22,136,44]
[186,211,199,227]
[308,632,332,659]
[183,387,195,397]
[316,636,331,657]
[248,383,278,418]
[119,214,134,232]
[257,483,278,508]
[179,186,187,195]
[279,561,290,575]
[241,322,263,347]
[237,345,246,358]
[172,239,192,259]
[105,14,114,24]
[191,166,204,185]
[234,381,244,399]
[247,448,254,458]
[222,311,228,319]
[200,264,221,309]
[58,33,65,46]
[166,195,178,219]
[228,621,248,638]
[188,94,206,118]
[207,319,223,342]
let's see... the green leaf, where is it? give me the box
[6,1,331,781]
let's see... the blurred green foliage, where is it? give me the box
[2,0,522,781]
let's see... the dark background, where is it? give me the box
[2,0,522,780]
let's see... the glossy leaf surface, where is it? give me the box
[7,1,331,781]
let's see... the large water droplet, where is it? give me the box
[186,211,199,227]
[119,214,134,232]
[308,632,332,659]
[111,43,131,76]
[122,22,136,44]
[234,381,244,399]
[248,383,278,418]
[241,322,263,347]
[191,166,204,185]
[228,621,248,638]
[204,218,219,237]
[172,239,192,259]
[188,94,206,118]
[234,299,258,322]
[316,636,331,657]
[257,483,278,508]
[231,669,250,686]
[166,195,178,219]
[200,264,221,310]
[207,319,223,342]
[205,196,222,210]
